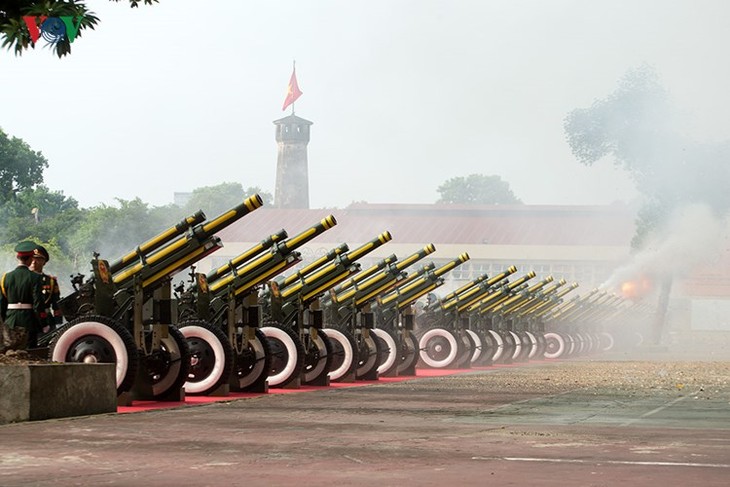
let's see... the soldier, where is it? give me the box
[30,244,63,336]
[0,241,45,353]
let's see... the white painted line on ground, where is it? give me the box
[472,456,730,468]
[619,395,689,427]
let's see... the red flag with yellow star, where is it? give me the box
[282,67,303,111]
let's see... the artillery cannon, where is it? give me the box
[261,231,393,388]
[416,265,517,367]
[174,215,337,395]
[323,244,437,379]
[368,253,471,372]
[48,195,264,400]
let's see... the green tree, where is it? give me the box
[437,174,522,205]
[68,197,168,268]
[182,182,273,218]
[0,185,84,250]
[0,128,48,203]
[1,0,156,58]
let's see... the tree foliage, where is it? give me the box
[0,128,48,203]
[181,182,273,218]
[437,174,522,205]
[1,0,157,58]
[564,64,730,248]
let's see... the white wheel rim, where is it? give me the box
[465,329,482,363]
[180,325,226,394]
[525,331,539,359]
[372,328,397,374]
[261,327,298,387]
[488,330,504,362]
[509,331,522,360]
[51,320,129,389]
[600,331,615,351]
[323,329,354,381]
[544,332,566,359]
[419,328,458,368]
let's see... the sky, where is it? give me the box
[2,0,730,210]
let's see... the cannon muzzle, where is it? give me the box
[108,210,206,275]
[209,216,338,297]
[280,232,392,302]
[206,229,288,285]
[112,194,264,289]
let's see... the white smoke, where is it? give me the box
[604,203,726,292]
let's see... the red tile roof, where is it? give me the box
[217,203,637,247]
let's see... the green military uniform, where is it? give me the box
[32,245,63,332]
[0,241,45,352]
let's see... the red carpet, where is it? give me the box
[117,367,476,414]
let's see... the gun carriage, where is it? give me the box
[48,195,263,399]
[259,231,393,388]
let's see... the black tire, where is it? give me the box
[302,327,333,384]
[372,328,399,376]
[419,327,460,368]
[456,329,476,366]
[396,330,420,374]
[233,328,272,390]
[261,325,305,388]
[178,320,234,396]
[140,325,190,399]
[355,328,381,379]
[49,315,139,395]
[323,327,357,382]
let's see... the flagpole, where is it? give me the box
[291,59,296,116]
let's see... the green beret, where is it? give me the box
[33,245,49,262]
[15,240,37,256]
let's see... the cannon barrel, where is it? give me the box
[475,282,530,314]
[496,276,556,315]
[378,253,470,309]
[523,281,579,317]
[108,211,207,275]
[333,244,436,306]
[209,216,338,297]
[330,254,399,296]
[112,194,264,289]
[280,232,393,301]
[442,265,518,312]
[280,243,349,289]
[206,229,288,285]
[546,288,600,320]
[502,277,566,316]
[464,271,536,313]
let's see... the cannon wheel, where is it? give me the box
[372,328,399,376]
[355,329,381,379]
[49,315,138,395]
[396,329,419,375]
[419,327,459,368]
[323,327,357,382]
[509,331,523,361]
[525,331,539,359]
[543,331,566,359]
[465,329,483,364]
[302,328,333,384]
[487,329,504,363]
[233,328,272,390]
[598,331,615,352]
[178,320,234,396]
[140,326,190,399]
[261,325,304,388]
